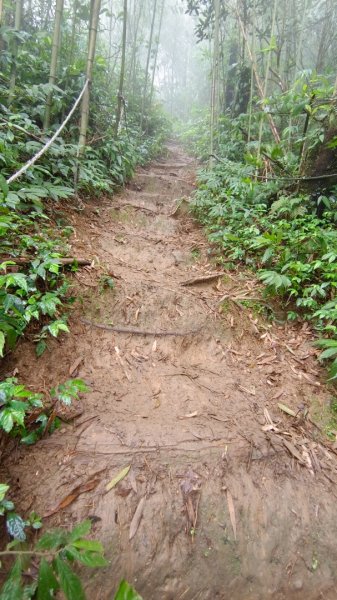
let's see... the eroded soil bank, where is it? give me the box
[2,144,337,599]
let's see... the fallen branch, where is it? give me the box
[152,163,192,169]
[80,318,201,337]
[116,201,158,214]
[181,272,226,286]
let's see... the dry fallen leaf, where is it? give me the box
[152,384,161,397]
[44,476,100,517]
[264,408,274,425]
[69,356,84,376]
[115,346,132,382]
[129,469,138,494]
[257,355,277,366]
[129,497,146,540]
[278,403,296,417]
[239,385,256,396]
[178,411,198,420]
[226,489,237,541]
[283,440,305,464]
[105,465,131,493]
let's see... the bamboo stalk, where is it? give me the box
[237,9,280,144]
[44,0,64,130]
[257,0,278,158]
[140,0,158,133]
[78,0,101,152]
[210,0,221,167]
[149,0,165,107]
[9,0,22,104]
[115,0,128,136]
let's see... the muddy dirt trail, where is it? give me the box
[3,144,337,599]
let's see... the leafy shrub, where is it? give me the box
[0,517,108,600]
[0,377,88,444]
[186,76,337,378]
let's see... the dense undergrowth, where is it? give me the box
[0,19,170,360]
[180,74,337,379]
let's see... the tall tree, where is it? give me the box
[78,0,101,151]
[9,0,22,103]
[44,0,64,130]
[115,0,127,136]
[149,0,165,107]
[140,0,158,133]
[210,0,220,164]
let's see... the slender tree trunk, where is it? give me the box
[0,0,4,51]
[210,0,220,166]
[9,0,22,103]
[69,0,78,65]
[257,0,278,157]
[129,1,142,92]
[44,0,64,130]
[237,9,280,143]
[115,0,127,136]
[149,0,165,107]
[108,0,117,81]
[248,1,256,143]
[78,0,101,151]
[140,0,158,133]
[295,0,308,74]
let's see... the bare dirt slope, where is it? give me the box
[3,144,337,599]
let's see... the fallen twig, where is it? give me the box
[129,497,146,540]
[80,318,202,337]
[116,201,158,214]
[181,272,227,286]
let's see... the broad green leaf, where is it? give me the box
[0,175,9,198]
[36,529,67,550]
[1,499,14,511]
[36,340,47,357]
[67,547,108,568]
[0,409,14,433]
[114,580,143,600]
[0,331,5,357]
[319,348,337,360]
[72,539,104,553]
[315,339,337,348]
[68,519,92,542]
[328,360,337,381]
[48,321,69,337]
[20,432,39,445]
[0,559,23,600]
[6,514,26,541]
[37,559,59,600]
[10,409,25,427]
[54,556,85,600]
[22,581,38,599]
[106,465,131,492]
[0,484,9,502]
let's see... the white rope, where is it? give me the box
[6,79,89,185]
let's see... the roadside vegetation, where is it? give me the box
[179,0,337,380]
